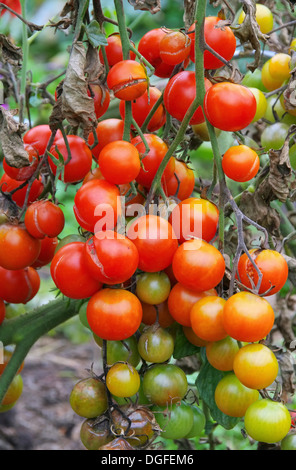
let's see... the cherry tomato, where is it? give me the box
[204,82,257,132]
[190,296,227,342]
[261,59,285,92]
[0,347,24,375]
[189,16,236,69]
[141,301,175,328]
[137,325,175,363]
[267,53,291,83]
[119,87,166,132]
[0,173,44,208]
[24,200,65,239]
[107,59,148,101]
[50,242,102,299]
[110,405,156,447]
[206,336,240,371]
[49,135,93,184]
[215,373,259,418]
[88,83,110,119]
[153,402,194,440]
[1,373,23,406]
[164,71,212,125]
[86,288,142,340]
[31,236,59,268]
[244,399,291,444]
[127,215,178,273]
[142,363,188,405]
[0,266,40,304]
[159,30,191,65]
[23,124,62,156]
[222,145,260,182]
[222,292,275,342]
[233,343,279,390]
[106,363,140,398]
[83,167,104,185]
[80,419,112,450]
[137,28,176,78]
[0,223,41,270]
[182,326,209,347]
[98,140,141,185]
[99,33,136,67]
[281,433,296,450]
[136,272,171,305]
[261,122,290,151]
[163,160,195,201]
[172,238,225,292]
[94,335,141,368]
[69,377,108,418]
[3,144,39,181]
[185,405,206,439]
[83,230,139,284]
[88,119,126,162]
[248,87,267,122]
[238,4,273,34]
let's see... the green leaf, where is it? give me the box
[173,325,200,359]
[85,21,108,48]
[196,353,240,430]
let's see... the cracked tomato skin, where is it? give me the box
[0,266,40,304]
[106,59,148,101]
[137,28,175,78]
[159,30,191,66]
[0,223,41,271]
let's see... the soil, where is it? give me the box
[0,335,103,450]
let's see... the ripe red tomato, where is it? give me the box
[73,179,120,233]
[88,119,126,162]
[106,59,148,101]
[215,373,259,418]
[163,160,195,201]
[83,167,104,185]
[23,124,62,156]
[24,200,65,239]
[204,82,257,131]
[0,0,21,17]
[86,288,142,340]
[99,33,136,67]
[222,145,260,182]
[50,242,102,299]
[190,296,227,342]
[172,238,225,292]
[163,71,212,125]
[119,87,166,132]
[0,266,40,304]
[0,173,44,208]
[189,16,236,69]
[237,249,289,296]
[0,223,41,270]
[98,140,141,185]
[137,28,176,78]
[131,134,175,188]
[88,83,110,119]
[127,214,178,272]
[159,30,191,65]
[31,236,59,269]
[169,196,219,244]
[3,144,39,181]
[49,135,93,184]
[83,230,139,284]
[222,292,275,342]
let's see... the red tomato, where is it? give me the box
[189,16,236,69]
[83,230,139,284]
[0,173,44,208]
[172,238,225,292]
[24,200,65,239]
[0,223,41,270]
[169,197,219,244]
[106,60,148,101]
[0,0,21,17]
[141,301,175,328]
[86,288,143,340]
[163,160,195,201]
[88,119,127,162]
[0,266,40,304]
[73,179,121,233]
[137,29,176,78]
[3,144,39,181]
[203,82,257,131]
[127,214,178,273]
[190,296,227,342]
[131,134,175,188]
[83,167,104,185]
[31,236,59,269]
[99,33,136,67]
[222,145,260,182]
[50,242,102,299]
[119,87,166,132]
[49,135,93,184]
[159,30,191,65]
[88,83,110,119]
[164,71,212,125]
[98,140,141,185]
[23,124,62,156]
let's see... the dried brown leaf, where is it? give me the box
[0,34,22,66]
[0,107,30,168]
[85,44,104,83]
[268,126,294,203]
[183,0,196,31]
[127,0,161,14]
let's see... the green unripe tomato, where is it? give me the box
[261,122,290,151]
[153,402,194,440]
[79,302,91,330]
[281,433,296,450]
[185,405,206,439]
[93,335,141,368]
[248,87,267,122]
[136,272,171,305]
[137,325,175,363]
[241,69,268,92]
[69,377,108,419]
[55,234,85,254]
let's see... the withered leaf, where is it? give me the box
[282,254,296,288]
[276,348,295,402]
[283,62,296,114]
[61,42,97,140]
[183,0,196,31]
[0,107,30,168]
[268,126,294,203]
[85,44,104,83]
[0,34,22,66]
[127,0,161,14]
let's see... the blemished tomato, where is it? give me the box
[163,160,195,201]
[106,60,148,101]
[0,223,41,270]
[24,200,65,239]
[169,196,219,244]
[106,363,140,398]
[50,242,102,299]
[49,135,93,184]
[215,373,259,418]
[88,83,110,119]
[110,405,156,447]
[137,28,176,78]
[23,124,62,156]
[172,238,225,292]
[153,402,194,440]
[131,134,175,189]
[233,343,279,390]
[163,71,212,125]
[142,363,188,405]
[237,249,289,296]
[1,374,23,406]
[137,325,175,363]
[182,326,209,347]
[86,288,142,340]
[69,378,108,419]
[31,236,59,269]
[80,419,113,451]
[222,292,275,342]
[238,3,273,34]
[99,33,136,67]
[188,16,236,69]
[222,145,260,183]
[141,301,175,328]
[88,119,126,162]
[73,179,120,233]
[0,173,44,208]
[244,399,291,444]
[127,215,178,273]
[190,296,227,342]
[204,82,257,132]
[83,230,139,285]
[168,282,217,327]
[3,144,39,181]
[119,87,166,132]
[136,272,171,305]
[206,336,240,371]
[159,30,191,65]
[94,335,141,368]
[98,140,141,185]
[0,266,40,304]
